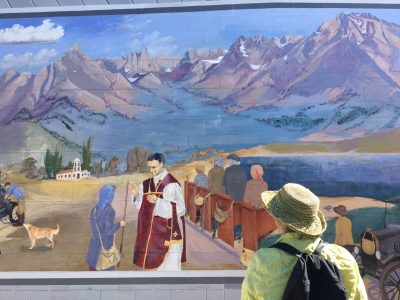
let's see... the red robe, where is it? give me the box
[133,173,187,269]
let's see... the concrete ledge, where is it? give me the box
[0,1,399,18]
[0,271,245,285]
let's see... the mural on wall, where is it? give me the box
[0,6,400,298]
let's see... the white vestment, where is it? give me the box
[132,169,186,271]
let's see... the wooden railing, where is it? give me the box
[184,180,276,250]
[233,202,242,226]
[241,202,277,251]
[210,192,234,247]
[184,181,197,220]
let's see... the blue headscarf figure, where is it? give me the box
[214,156,224,168]
[96,185,116,210]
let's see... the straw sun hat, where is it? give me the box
[261,183,327,236]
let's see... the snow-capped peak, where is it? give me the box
[124,65,132,73]
[202,56,224,64]
[127,76,139,83]
[273,38,287,49]
[249,64,261,70]
[239,41,248,57]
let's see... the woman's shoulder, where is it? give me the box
[320,243,357,268]
[252,246,290,265]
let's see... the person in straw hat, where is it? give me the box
[334,205,355,249]
[241,183,367,300]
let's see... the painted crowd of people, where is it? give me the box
[193,153,269,241]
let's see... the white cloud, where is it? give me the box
[116,17,177,55]
[118,17,152,35]
[0,19,64,44]
[130,31,178,55]
[0,48,57,69]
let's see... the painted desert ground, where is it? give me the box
[0,149,391,272]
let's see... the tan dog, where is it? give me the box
[23,223,60,249]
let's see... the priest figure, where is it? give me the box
[131,153,186,270]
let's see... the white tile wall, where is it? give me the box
[0,284,241,300]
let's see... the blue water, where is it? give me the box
[39,87,400,197]
[104,88,302,164]
[240,154,400,201]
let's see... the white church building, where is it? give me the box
[56,158,90,181]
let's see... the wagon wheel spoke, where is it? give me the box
[395,269,400,282]
[11,206,18,222]
[387,275,399,286]
[390,288,399,300]
[389,289,396,300]
[386,285,398,295]
[387,282,397,289]
[385,277,398,287]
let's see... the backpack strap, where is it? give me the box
[270,242,310,300]
[270,239,325,256]
[313,240,327,255]
[270,242,303,257]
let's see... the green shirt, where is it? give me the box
[241,232,368,300]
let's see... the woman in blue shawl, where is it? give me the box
[86,184,125,270]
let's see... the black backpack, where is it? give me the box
[270,241,348,300]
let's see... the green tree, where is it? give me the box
[82,137,92,171]
[51,148,62,178]
[57,153,63,175]
[44,149,53,179]
[44,148,63,179]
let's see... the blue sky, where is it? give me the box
[0,7,399,72]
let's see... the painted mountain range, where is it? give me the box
[1,12,400,165]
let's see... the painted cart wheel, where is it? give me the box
[1,216,9,224]
[351,246,364,276]
[380,261,400,300]
[9,206,18,223]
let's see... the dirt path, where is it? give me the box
[0,176,243,271]
[0,177,139,271]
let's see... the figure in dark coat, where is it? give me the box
[208,156,225,194]
[222,154,247,241]
[223,154,247,202]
